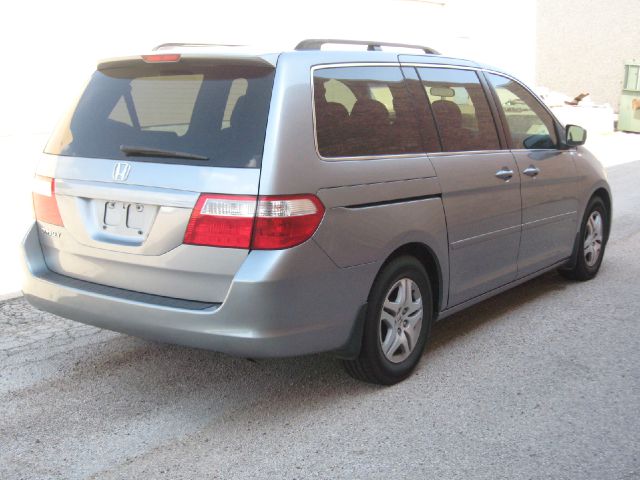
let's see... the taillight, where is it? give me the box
[184,195,256,248]
[252,195,325,249]
[183,194,325,250]
[32,175,63,226]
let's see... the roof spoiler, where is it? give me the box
[152,42,246,51]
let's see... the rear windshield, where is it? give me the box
[45,61,275,168]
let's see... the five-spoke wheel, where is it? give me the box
[379,278,423,363]
[560,196,608,281]
[583,210,604,267]
[343,256,433,385]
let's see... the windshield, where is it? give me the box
[45,61,275,168]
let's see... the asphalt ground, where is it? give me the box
[1,160,639,479]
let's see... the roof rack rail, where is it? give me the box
[295,39,440,55]
[152,42,245,51]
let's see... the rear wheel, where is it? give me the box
[560,196,608,281]
[343,256,433,385]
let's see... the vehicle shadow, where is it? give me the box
[60,269,569,402]
[427,270,568,353]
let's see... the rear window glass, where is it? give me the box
[313,66,423,158]
[45,61,275,168]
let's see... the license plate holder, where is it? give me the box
[102,201,156,236]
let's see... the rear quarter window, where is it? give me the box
[313,66,424,158]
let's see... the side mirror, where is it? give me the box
[565,124,587,147]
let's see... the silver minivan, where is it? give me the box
[22,40,611,384]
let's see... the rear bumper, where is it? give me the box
[22,223,377,357]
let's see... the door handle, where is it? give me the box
[495,168,514,181]
[523,166,540,177]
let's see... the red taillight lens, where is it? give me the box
[141,54,181,63]
[32,176,63,226]
[183,194,325,249]
[184,195,257,248]
[252,195,325,249]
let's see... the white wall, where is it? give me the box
[1,0,537,137]
[442,0,538,84]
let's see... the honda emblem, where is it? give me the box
[113,162,131,182]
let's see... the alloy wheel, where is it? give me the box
[379,278,423,363]
[584,210,603,267]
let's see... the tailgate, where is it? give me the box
[36,156,260,303]
[35,56,274,303]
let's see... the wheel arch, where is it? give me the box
[380,242,444,318]
[333,241,445,360]
[563,186,612,273]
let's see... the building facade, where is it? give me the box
[536,0,640,111]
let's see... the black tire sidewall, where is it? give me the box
[577,197,608,278]
[361,256,433,383]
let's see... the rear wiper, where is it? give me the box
[120,145,209,161]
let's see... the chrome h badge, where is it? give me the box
[113,162,131,182]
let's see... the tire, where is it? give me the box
[560,196,608,281]
[343,256,433,385]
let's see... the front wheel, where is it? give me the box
[343,256,433,385]
[560,196,608,281]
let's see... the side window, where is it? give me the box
[313,66,423,158]
[369,85,395,120]
[487,73,558,149]
[324,79,357,113]
[418,67,500,152]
